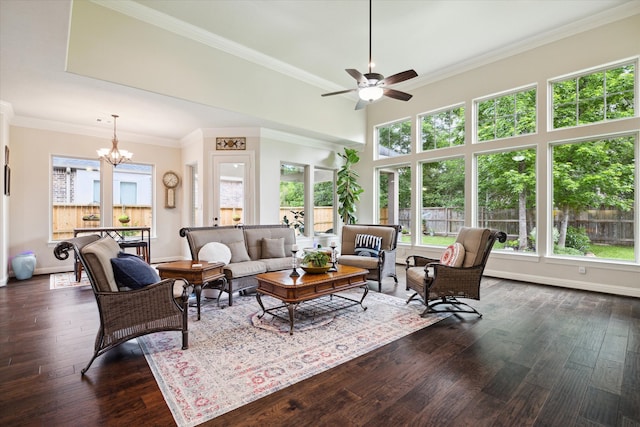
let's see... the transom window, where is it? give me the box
[551,61,635,129]
[476,87,536,142]
[419,105,465,151]
[377,119,411,158]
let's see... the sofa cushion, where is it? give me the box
[80,236,122,292]
[187,227,245,261]
[260,257,292,272]
[198,242,232,264]
[223,260,267,279]
[227,240,251,263]
[338,254,380,269]
[455,227,491,267]
[341,225,397,255]
[244,227,295,260]
[111,252,160,290]
[354,234,382,257]
[261,237,286,258]
[440,242,465,267]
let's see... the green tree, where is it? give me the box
[552,136,634,247]
[478,150,536,249]
[337,148,364,224]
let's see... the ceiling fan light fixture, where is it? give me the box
[358,86,383,101]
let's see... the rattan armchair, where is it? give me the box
[54,235,190,375]
[405,227,506,317]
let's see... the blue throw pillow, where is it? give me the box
[111,252,160,290]
[354,233,382,257]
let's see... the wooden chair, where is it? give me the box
[405,227,506,317]
[54,235,189,375]
[337,224,402,292]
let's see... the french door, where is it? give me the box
[211,153,253,226]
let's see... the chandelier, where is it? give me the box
[97,114,132,166]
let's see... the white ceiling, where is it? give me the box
[1,0,638,142]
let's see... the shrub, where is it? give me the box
[565,226,591,253]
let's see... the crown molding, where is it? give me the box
[10,115,179,147]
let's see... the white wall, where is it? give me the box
[7,125,184,275]
[0,102,12,286]
[360,14,640,297]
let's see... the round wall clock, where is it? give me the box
[162,171,180,208]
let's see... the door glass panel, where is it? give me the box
[219,162,245,226]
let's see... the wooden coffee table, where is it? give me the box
[157,260,226,320]
[255,265,369,334]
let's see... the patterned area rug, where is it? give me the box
[139,290,449,426]
[49,272,91,290]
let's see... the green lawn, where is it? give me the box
[589,244,634,261]
[399,234,634,261]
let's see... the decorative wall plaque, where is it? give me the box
[216,137,246,150]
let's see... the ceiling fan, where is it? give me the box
[321,0,418,110]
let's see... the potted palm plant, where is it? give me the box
[337,148,364,225]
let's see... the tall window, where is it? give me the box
[551,135,635,260]
[280,163,305,235]
[113,162,153,228]
[477,87,536,142]
[313,168,336,234]
[420,105,465,151]
[377,119,411,158]
[477,149,537,251]
[420,158,465,246]
[51,156,100,240]
[552,62,635,129]
[378,166,411,242]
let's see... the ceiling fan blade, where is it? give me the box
[382,69,418,86]
[383,88,413,101]
[321,88,357,97]
[346,69,368,84]
[355,99,369,110]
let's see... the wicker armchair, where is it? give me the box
[337,224,402,292]
[405,227,506,317]
[54,235,189,375]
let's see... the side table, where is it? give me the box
[156,260,226,320]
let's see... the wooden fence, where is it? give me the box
[397,207,635,245]
[52,204,152,240]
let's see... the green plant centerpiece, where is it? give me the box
[301,250,330,274]
[337,148,364,225]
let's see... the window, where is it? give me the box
[477,87,536,142]
[378,166,411,242]
[551,135,635,260]
[313,168,336,234]
[280,163,305,235]
[420,158,465,246]
[113,162,153,228]
[477,149,537,252]
[377,119,411,158]
[188,164,199,226]
[419,105,465,151]
[51,156,101,240]
[552,62,635,129]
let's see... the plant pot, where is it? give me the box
[12,252,36,280]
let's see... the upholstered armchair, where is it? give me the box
[405,227,506,317]
[337,224,402,292]
[54,235,189,374]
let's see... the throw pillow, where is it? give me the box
[198,242,232,264]
[440,242,465,267]
[111,252,160,290]
[261,237,286,258]
[227,240,251,263]
[354,233,382,257]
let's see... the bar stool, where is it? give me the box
[118,241,150,263]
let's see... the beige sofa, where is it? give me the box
[180,225,295,305]
[337,224,402,292]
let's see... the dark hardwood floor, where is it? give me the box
[1,270,638,426]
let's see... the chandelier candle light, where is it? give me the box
[97,114,133,166]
